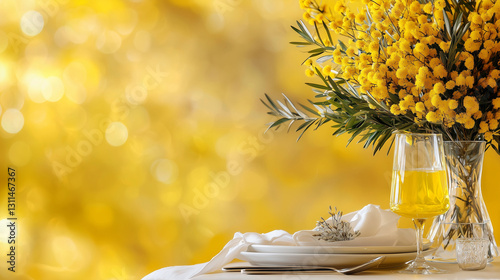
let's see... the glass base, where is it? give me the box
[425,257,457,264]
[398,260,447,274]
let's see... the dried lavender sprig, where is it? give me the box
[313,206,360,242]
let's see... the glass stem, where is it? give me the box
[413,218,427,267]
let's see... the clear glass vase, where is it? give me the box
[427,141,499,262]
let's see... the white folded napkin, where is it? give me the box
[141,230,294,280]
[293,204,416,246]
[141,204,415,280]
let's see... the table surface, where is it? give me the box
[192,259,500,279]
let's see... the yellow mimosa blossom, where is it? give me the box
[418,15,428,25]
[415,102,426,113]
[465,57,475,69]
[487,78,497,88]
[448,100,459,110]
[487,111,495,120]
[368,42,379,53]
[431,95,442,107]
[493,98,500,109]
[341,57,351,66]
[456,113,468,124]
[356,13,366,23]
[322,65,332,76]
[471,13,483,24]
[484,40,495,50]
[356,40,366,49]
[479,49,491,60]
[400,40,412,53]
[465,118,476,129]
[479,121,489,133]
[410,1,421,13]
[423,2,433,13]
[345,66,356,77]
[473,111,483,119]
[483,11,494,22]
[464,96,480,114]
[491,69,500,79]
[446,81,456,90]
[372,10,383,22]
[390,104,402,115]
[346,47,356,57]
[434,82,446,94]
[464,39,481,52]
[490,119,499,130]
[400,95,415,110]
[456,74,466,86]
[433,64,447,78]
[334,1,346,13]
[396,68,408,79]
[426,111,440,123]
[485,132,493,141]
[414,43,429,56]
[465,76,475,88]
[371,30,382,38]
[439,41,450,52]
[470,30,482,41]
[346,11,355,20]
[303,12,312,21]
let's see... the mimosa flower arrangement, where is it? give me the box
[263,0,500,260]
[263,0,500,155]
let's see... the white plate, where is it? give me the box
[248,243,431,254]
[239,250,434,268]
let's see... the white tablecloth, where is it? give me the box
[192,259,500,279]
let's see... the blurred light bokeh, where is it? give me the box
[0,0,498,279]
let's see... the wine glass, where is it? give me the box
[390,133,450,274]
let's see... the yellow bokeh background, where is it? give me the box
[0,0,498,279]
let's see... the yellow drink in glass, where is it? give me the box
[391,170,450,218]
[391,133,448,274]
